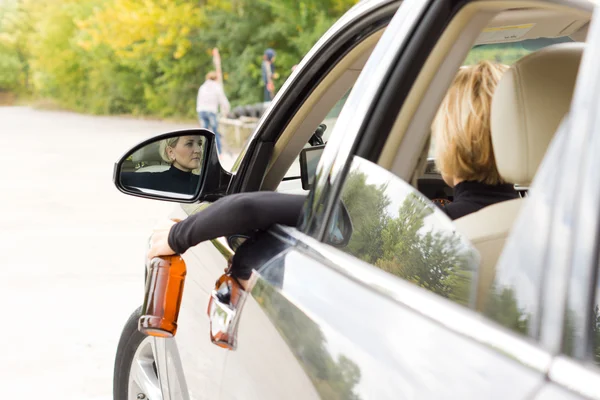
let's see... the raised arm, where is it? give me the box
[167,191,306,254]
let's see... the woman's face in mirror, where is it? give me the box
[168,136,203,172]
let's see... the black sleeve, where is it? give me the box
[168,191,306,254]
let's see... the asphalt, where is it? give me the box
[0,107,236,399]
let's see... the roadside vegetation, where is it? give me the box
[0,0,538,118]
[0,0,359,116]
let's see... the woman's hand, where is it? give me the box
[147,219,178,261]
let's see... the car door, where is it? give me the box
[220,0,553,398]
[168,1,401,398]
[532,7,600,400]
[222,156,549,400]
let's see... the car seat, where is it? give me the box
[454,43,584,310]
[131,140,171,173]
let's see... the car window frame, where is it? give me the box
[299,0,598,358]
[227,0,400,196]
[299,0,457,239]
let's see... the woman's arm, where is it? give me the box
[167,191,306,254]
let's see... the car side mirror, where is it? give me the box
[299,144,325,190]
[113,129,232,203]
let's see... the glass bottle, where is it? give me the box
[138,255,187,338]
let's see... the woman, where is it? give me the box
[121,136,203,195]
[432,61,518,220]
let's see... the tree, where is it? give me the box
[253,279,362,400]
[341,169,390,264]
[338,169,474,304]
[484,286,530,334]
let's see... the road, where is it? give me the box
[0,107,236,399]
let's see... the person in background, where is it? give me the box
[197,48,230,155]
[262,48,277,101]
[432,61,518,220]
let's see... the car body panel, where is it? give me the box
[160,1,404,397]
[227,240,545,399]
[161,205,231,399]
[131,0,600,399]
[534,387,588,400]
[228,0,401,177]
[219,295,320,400]
[225,158,549,399]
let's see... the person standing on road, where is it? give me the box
[197,48,230,154]
[262,48,277,102]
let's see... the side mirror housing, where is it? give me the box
[113,129,232,203]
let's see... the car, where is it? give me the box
[112,0,600,399]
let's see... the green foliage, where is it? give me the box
[593,305,600,365]
[0,0,358,114]
[253,279,362,399]
[464,43,531,66]
[341,170,391,264]
[484,286,530,334]
[340,169,474,305]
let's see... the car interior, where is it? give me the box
[266,1,593,304]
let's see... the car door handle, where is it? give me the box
[207,274,246,350]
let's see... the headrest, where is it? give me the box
[491,43,584,185]
[131,141,164,163]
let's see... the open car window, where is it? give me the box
[278,88,353,192]
[428,36,574,158]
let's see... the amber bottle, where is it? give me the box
[138,255,187,338]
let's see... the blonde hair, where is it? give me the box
[159,137,179,163]
[432,61,509,185]
[206,71,218,81]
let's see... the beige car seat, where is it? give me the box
[454,43,584,310]
[131,140,171,173]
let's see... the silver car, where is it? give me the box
[112,0,600,399]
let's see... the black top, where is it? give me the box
[439,181,519,220]
[121,166,200,195]
[168,192,306,254]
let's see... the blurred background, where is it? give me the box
[0,1,361,398]
[0,0,548,398]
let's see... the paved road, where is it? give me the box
[0,107,237,399]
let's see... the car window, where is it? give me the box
[282,88,352,181]
[428,36,573,157]
[326,156,479,307]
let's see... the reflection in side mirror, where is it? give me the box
[325,200,353,248]
[120,134,206,198]
[113,129,232,203]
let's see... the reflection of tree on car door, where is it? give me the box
[338,163,475,306]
